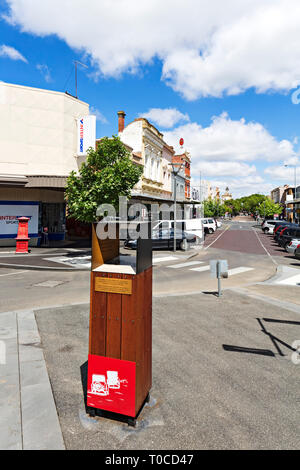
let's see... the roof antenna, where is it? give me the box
[74,60,88,99]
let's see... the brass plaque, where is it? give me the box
[95,277,132,295]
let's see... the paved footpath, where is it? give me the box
[0,309,64,450]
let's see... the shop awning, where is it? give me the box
[26,175,67,189]
[0,175,28,186]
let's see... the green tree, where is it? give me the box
[65,136,143,223]
[203,199,228,217]
[257,199,283,218]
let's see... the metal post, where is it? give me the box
[217,261,222,297]
[294,166,297,223]
[174,173,177,253]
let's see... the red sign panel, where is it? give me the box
[179,138,184,146]
[87,355,136,417]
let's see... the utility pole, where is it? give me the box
[199,171,202,218]
[284,164,297,222]
[170,162,183,253]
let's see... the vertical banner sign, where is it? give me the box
[77,115,96,156]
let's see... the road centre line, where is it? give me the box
[204,225,230,250]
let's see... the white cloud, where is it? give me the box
[0,44,27,62]
[192,161,257,179]
[163,112,296,163]
[199,177,273,198]
[264,164,298,182]
[139,108,189,128]
[36,64,51,82]
[90,106,108,124]
[4,0,300,99]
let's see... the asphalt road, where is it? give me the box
[35,291,300,450]
[0,219,299,311]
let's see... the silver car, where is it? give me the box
[286,238,300,254]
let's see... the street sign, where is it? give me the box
[210,260,228,278]
[210,260,228,297]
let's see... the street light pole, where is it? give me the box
[284,164,297,222]
[169,162,183,253]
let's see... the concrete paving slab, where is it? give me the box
[21,379,65,450]
[0,339,18,378]
[0,308,65,450]
[0,373,22,450]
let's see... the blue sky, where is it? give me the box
[1,0,300,197]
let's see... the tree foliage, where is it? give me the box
[65,136,143,223]
[257,199,283,217]
[225,194,267,215]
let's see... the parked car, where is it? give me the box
[124,228,197,251]
[276,226,291,246]
[214,219,222,229]
[286,238,300,254]
[294,244,300,260]
[273,222,290,239]
[278,227,300,250]
[151,218,203,241]
[261,219,278,233]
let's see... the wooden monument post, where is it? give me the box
[86,221,152,426]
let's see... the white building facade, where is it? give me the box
[0,82,92,245]
[119,115,175,218]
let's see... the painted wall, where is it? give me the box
[0,82,89,177]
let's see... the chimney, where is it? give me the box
[117,111,126,133]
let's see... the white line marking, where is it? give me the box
[0,270,28,277]
[277,274,300,286]
[190,265,210,272]
[153,256,179,263]
[204,225,230,250]
[167,261,204,269]
[251,228,278,266]
[228,267,254,276]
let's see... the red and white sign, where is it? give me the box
[87,355,136,417]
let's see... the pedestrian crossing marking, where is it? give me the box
[153,256,179,263]
[167,261,204,269]
[277,273,300,286]
[228,267,254,276]
[190,265,210,272]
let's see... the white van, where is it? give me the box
[199,218,217,234]
[152,219,203,241]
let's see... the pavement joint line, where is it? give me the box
[204,225,230,251]
[251,227,278,266]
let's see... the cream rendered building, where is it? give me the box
[0,82,90,245]
[118,114,173,207]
